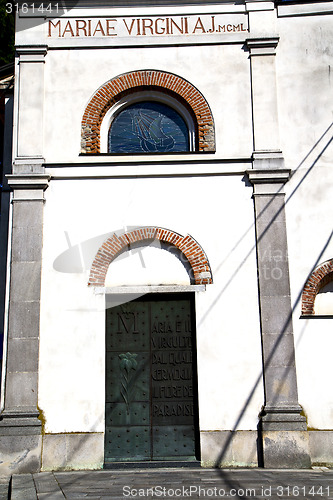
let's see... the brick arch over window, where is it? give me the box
[301,259,333,315]
[88,227,213,287]
[81,70,215,153]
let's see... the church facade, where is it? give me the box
[0,0,333,474]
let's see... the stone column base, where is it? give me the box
[0,411,42,475]
[261,407,311,468]
[262,430,311,468]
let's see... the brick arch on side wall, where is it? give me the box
[88,227,213,287]
[81,70,215,153]
[301,259,333,315]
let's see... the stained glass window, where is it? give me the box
[108,101,190,153]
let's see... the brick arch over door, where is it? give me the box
[81,70,215,153]
[88,226,213,286]
[301,259,333,315]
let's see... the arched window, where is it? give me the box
[109,101,190,154]
[82,70,215,154]
[99,91,196,154]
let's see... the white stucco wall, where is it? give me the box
[278,12,333,430]
[276,14,333,170]
[16,0,332,445]
[285,164,333,430]
[41,42,252,162]
[39,173,263,434]
[33,0,262,438]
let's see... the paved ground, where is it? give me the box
[5,467,333,500]
[0,478,9,500]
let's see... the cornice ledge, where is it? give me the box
[6,173,51,190]
[15,44,48,54]
[247,168,291,184]
[246,36,279,56]
[16,45,48,63]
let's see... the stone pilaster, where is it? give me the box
[14,45,47,172]
[248,169,310,468]
[246,33,310,468]
[0,45,49,475]
[0,174,49,475]
[246,36,280,154]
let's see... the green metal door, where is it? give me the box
[105,293,199,463]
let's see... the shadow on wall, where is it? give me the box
[205,121,333,471]
[39,121,333,478]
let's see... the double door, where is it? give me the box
[105,293,199,462]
